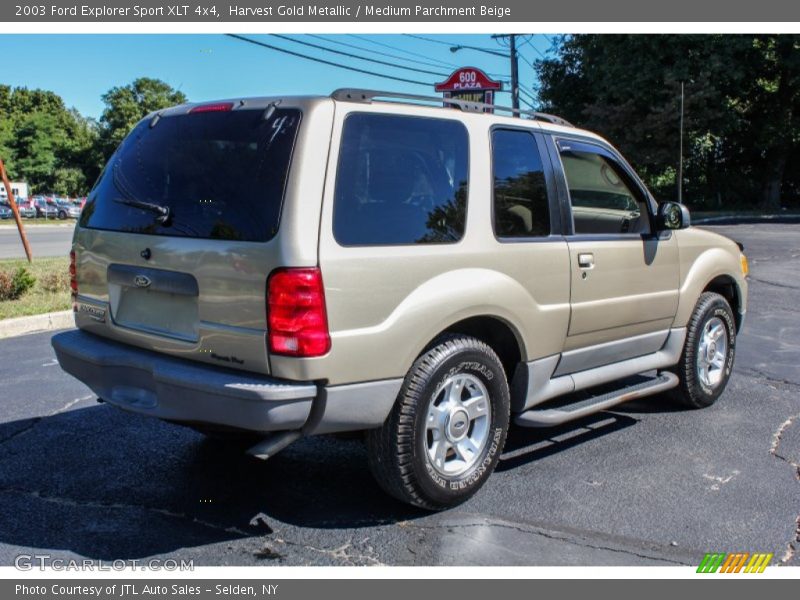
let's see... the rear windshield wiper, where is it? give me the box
[113,198,171,225]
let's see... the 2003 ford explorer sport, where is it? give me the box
[53,89,749,509]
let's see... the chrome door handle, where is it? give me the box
[578,253,595,269]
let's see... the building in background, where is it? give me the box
[0,181,29,200]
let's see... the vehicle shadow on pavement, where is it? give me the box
[0,404,424,561]
[498,412,638,472]
[0,391,685,561]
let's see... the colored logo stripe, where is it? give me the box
[697,552,772,573]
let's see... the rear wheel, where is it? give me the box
[668,292,736,408]
[366,335,510,510]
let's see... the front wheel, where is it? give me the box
[366,335,510,510]
[668,292,737,408]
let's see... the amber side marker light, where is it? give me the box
[740,253,749,277]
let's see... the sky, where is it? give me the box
[0,33,554,119]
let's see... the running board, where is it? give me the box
[514,372,679,428]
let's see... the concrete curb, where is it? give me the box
[0,310,74,339]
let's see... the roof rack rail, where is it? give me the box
[331,88,574,128]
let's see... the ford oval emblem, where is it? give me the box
[134,275,151,288]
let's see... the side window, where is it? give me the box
[560,146,650,235]
[491,129,550,238]
[333,113,469,246]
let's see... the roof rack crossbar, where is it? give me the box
[331,88,574,128]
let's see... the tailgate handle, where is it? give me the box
[107,264,199,297]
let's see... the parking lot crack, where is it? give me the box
[0,485,251,538]
[741,368,800,389]
[769,414,800,565]
[405,517,691,565]
[748,276,800,291]
[277,537,384,566]
[0,395,92,447]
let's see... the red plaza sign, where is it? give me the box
[434,67,503,112]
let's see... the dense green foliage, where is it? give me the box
[536,35,800,209]
[0,78,186,197]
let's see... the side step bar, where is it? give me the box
[514,372,679,428]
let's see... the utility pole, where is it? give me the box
[678,81,684,204]
[492,34,520,110]
[0,158,32,263]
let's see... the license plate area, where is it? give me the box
[107,264,199,342]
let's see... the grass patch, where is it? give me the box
[0,257,71,320]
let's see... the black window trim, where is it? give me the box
[548,134,660,240]
[332,111,471,248]
[488,124,563,244]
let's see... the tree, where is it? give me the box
[535,35,800,209]
[0,84,101,196]
[98,78,186,160]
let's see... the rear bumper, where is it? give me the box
[52,329,401,434]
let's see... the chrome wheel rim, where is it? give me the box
[425,373,490,477]
[697,317,728,388]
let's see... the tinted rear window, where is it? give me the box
[80,107,301,242]
[333,113,469,246]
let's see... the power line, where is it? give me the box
[225,34,434,87]
[519,87,538,105]
[271,34,449,78]
[309,34,456,72]
[348,34,460,70]
[518,52,536,71]
[404,34,457,47]
[402,34,511,78]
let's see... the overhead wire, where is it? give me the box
[347,34,461,70]
[225,34,435,87]
[271,34,449,78]
[309,34,458,72]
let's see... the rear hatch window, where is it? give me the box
[80,106,301,242]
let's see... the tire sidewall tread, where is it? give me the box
[367,334,510,510]
[670,291,736,408]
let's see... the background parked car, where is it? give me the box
[32,196,59,219]
[55,198,81,219]
[12,198,37,218]
[0,203,11,220]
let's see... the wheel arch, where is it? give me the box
[702,275,743,331]
[420,314,526,382]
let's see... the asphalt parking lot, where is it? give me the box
[0,223,797,567]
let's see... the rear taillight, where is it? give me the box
[267,267,331,357]
[69,250,77,311]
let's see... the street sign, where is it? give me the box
[434,67,503,112]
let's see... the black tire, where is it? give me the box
[366,334,510,510]
[668,292,736,408]
[58,210,66,220]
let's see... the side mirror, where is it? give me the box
[657,202,691,230]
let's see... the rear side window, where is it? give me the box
[80,108,301,242]
[491,129,550,238]
[333,113,469,246]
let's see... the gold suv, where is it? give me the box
[53,90,748,509]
